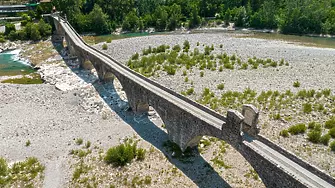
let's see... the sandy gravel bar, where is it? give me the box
[96,33,335,94]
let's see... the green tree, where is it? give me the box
[167,4,182,30]
[5,23,16,36]
[38,19,52,38]
[30,25,41,41]
[154,6,168,31]
[122,9,139,32]
[189,5,201,28]
[88,4,111,34]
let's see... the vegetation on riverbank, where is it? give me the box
[1,73,43,84]
[51,0,335,35]
[127,41,288,77]
[0,157,45,187]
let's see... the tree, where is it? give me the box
[189,5,201,28]
[167,4,182,30]
[122,10,139,32]
[5,23,16,36]
[30,25,41,41]
[88,4,111,34]
[38,19,52,38]
[153,6,168,31]
[96,0,135,23]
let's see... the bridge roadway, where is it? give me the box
[55,16,334,188]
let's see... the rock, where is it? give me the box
[55,83,72,91]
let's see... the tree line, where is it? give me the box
[49,0,335,35]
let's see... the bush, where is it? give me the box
[173,44,181,52]
[328,128,335,138]
[0,157,8,176]
[219,44,223,48]
[320,134,331,145]
[217,83,224,90]
[293,81,300,88]
[325,117,335,129]
[280,129,289,137]
[131,52,139,60]
[303,103,312,113]
[183,40,190,50]
[106,38,112,43]
[288,123,306,135]
[200,71,204,77]
[104,139,145,166]
[75,138,83,145]
[8,30,17,41]
[102,43,108,50]
[5,23,16,35]
[307,130,321,143]
[330,141,335,151]
[186,87,194,95]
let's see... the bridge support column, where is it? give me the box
[225,110,244,147]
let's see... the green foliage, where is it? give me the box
[320,134,331,145]
[280,129,289,137]
[325,117,335,129]
[144,176,152,185]
[331,141,335,151]
[0,157,45,187]
[217,83,224,90]
[102,43,108,50]
[122,9,140,32]
[76,138,83,145]
[211,157,231,169]
[288,123,306,135]
[293,81,300,88]
[25,140,31,147]
[302,103,312,113]
[307,130,321,143]
[4,23,15,36]
[200,71,204,77]
[104,139,146,166]
[329,128,335,138]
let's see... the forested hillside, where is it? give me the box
[51,0,335,35]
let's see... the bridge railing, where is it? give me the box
[54,15,228,123]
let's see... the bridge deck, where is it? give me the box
[243,135,333,188]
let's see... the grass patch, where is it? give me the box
[75,138,83,145]
[1,74,43,84]
[280,129,289,137]
[211,157,231,169]
[330,141,335,151]
[307,130,321,143]
[0,157,45,187]
[302,103,312,113]
[217,83,224,90]
[102,43,108,50]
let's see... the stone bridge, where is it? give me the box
[50,14,335,188]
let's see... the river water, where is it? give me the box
[0,50,35,76]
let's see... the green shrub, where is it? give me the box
[186,87,194,95]
[104,139,141,166]
[219,44,223,48]
[288,123,306,135]
[0,37,5,43]
[85,141,91,148]
[144,176,152,185]
[322,89,331,97]
[219,66,223,72]
[280,129,289,137]
[106,38,112,43]
[76,138,83,145]
[270,61,277,67]
[200,71,204,77]
[325,117,335,129]
[131,53,139,60]
[5,23,16,35]
[102,43,108,50]
[183,40,190,50]
[0,157,8,177]
[302,103,312,113]
[308,122,316,129]
[136,148,146,161]
[184,77,189,82]
[320,134,331,145]
[307,130,321,143]
[328,128,335,138]
[217,83,224,90]
[173,44,181,52]
[241,63,248,70]
[330,141,335,151]
[293,81,300,88]
[25,140,31,147]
